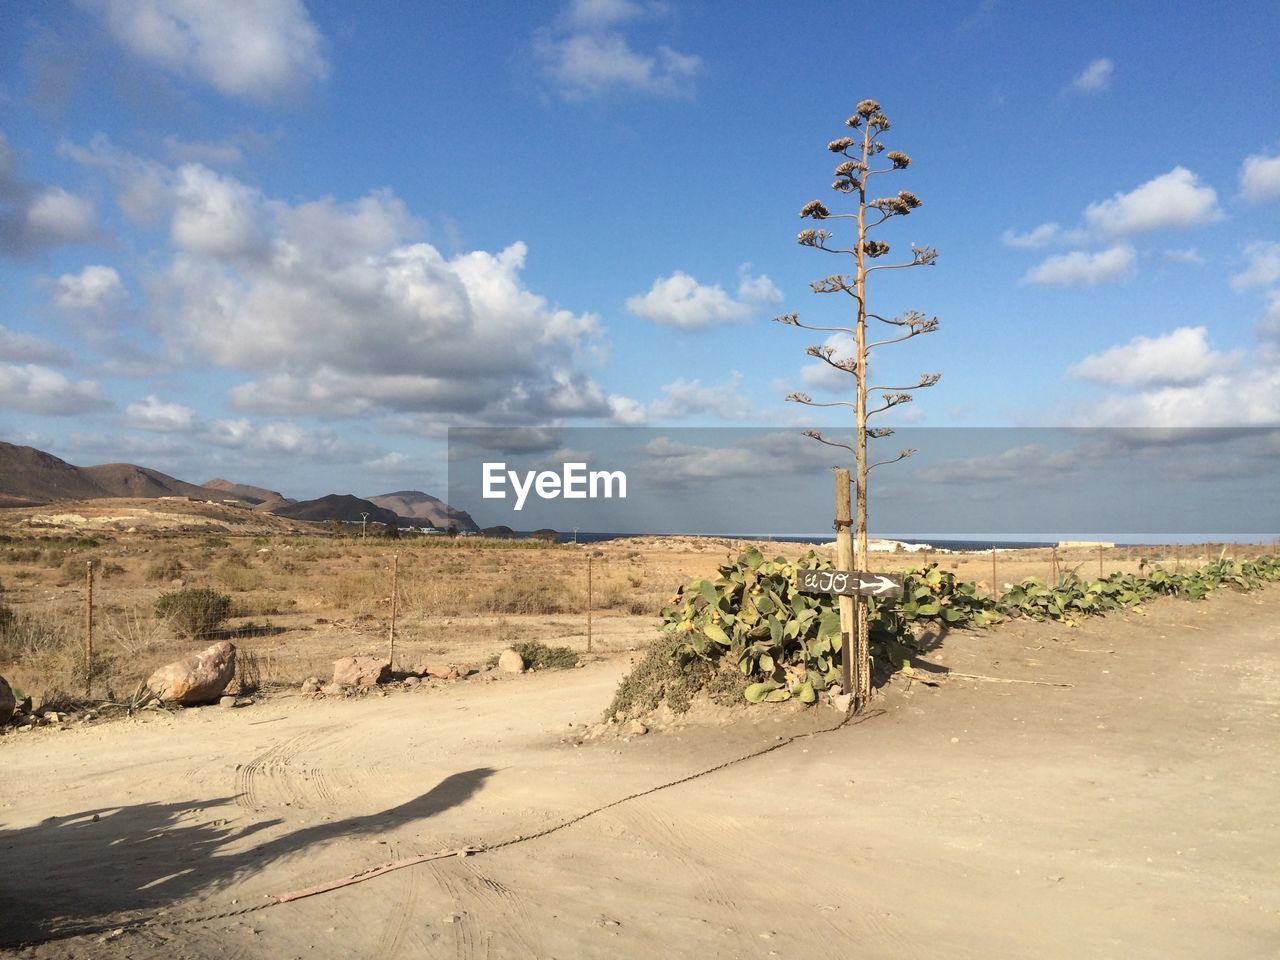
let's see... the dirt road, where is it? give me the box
[3,587,1278,959]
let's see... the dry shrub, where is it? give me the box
[104,605,167,658]
[156,587,232,640]
[146,557,185,581]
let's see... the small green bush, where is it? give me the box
[509,640,578,670]
[155,587,232,640]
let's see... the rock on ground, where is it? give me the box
[0,675,15,721]
[332,656,391,686]
[497,649,526,673]
[146,641,237,706]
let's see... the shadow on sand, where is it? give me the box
[0,767,495,947]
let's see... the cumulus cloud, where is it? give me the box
[0,136,100,255]
[1240,151,1280,204]
[78,0,328,102]
[1231,241,1280,291]
[1068,326,1239,387]
[1083,167,1221,237]
[51,264,124,310]
[125,394,198,432]
[1023,245,1135,287]
[1081,370,1280,427]
[0,325,70,364]
[1001,223,1060,249]
[1162,247,1203,264]
[649,372,759,421]
[626,267,781,329]
[169,163,265,256]
[536,0,700,99]
[1068,58,1114,93]
[0,363,108,415]
[1258,293,1280,342]
[801,332,856,391]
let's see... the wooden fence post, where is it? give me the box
[586,552,593,654]
[84,560,95,698]
[388,554,398,669]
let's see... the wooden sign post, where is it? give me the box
[834,470,856,699]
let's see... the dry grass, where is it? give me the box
[7,523,1262,709]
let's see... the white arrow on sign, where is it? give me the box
[856,575,899,596]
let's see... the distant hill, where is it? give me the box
[271,494,401,526]
[366,490,478,532]
[203,478,296,508]
[0,442,108,504]
[81,463,219,501]
[0,441,222,505]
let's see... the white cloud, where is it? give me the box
[161,134,247,167]
[25,187,98,242]
[607,394,647,425]
[125,394,198,432]
[169,163,264,256]
[561,0,648,27]
[801,332,856,391]
[1082,370,1280,427]
[1240,151,1280,204]
[1162,247,1203,264]
[79,0,328,102]
[1068,326,1239,387]
[649,372,758,421]
[536,1,700,99]
[1258,293,1280,342]
[626,267,781,329]
[0,363,107,415]
[1068,58,1114,93]
[1023,245,1136,287]
[1231,241,1280,290]
[0,325,70,364]
[1001,223,1060,249]
[51,264,124,310]
[1,185,99,254]
[1083,167,1221,237]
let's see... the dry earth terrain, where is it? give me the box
[2,569,1278,958]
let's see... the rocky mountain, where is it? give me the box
[0,441,477,528]
[270,494,401,526]
[366,490,478,532]
[202,478,296,510]
[0,442,221,505]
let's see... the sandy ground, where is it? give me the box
[2,586,1278,959]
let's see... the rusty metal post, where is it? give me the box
[1098,545,1104,579]
[990,547,998,599]
[388,553,398,669]
[586,552,593,654]
[84,560,95,698]
[835,469,855,699]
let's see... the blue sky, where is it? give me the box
[1,0,1278,503]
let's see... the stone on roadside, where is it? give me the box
[497,649,525,674]
[628,720,649,736]
[300,677,322,694]
[0,675,15,722]
[218,695,237,708]
[146,640,237,706]
[331,656,391,686]
[403,675,420,688]
[828,691,854,714]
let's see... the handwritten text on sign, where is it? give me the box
[796,569,904,598]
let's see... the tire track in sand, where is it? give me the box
[429,858,544,959]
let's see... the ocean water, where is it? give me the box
[548,532,1056,551]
